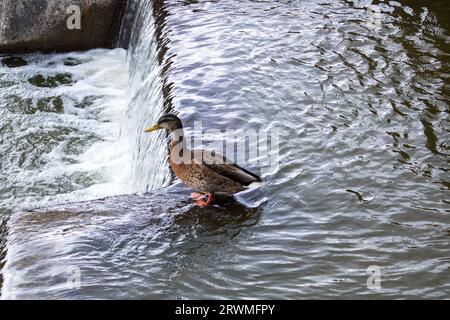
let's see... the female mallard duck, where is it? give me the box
[144,114,261,206]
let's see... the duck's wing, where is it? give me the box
[192,149,261,186]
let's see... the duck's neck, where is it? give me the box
[169,128,187,151]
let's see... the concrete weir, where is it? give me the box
[0,0,127,53]
[0,185,260,299]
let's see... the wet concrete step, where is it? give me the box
[0,184,260,299]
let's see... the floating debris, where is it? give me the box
[345,189,375,203]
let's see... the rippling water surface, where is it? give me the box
[1,0,450,299]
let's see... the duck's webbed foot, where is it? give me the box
[191,192,214,207]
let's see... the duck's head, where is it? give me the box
[144,114,183,133]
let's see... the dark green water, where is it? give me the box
[1,0,449,299]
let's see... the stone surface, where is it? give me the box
[0,0,127,53]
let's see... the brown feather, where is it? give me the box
[192,150,261,186]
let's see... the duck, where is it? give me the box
[144,114,261,206]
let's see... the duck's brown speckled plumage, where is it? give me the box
[169,140,259,194]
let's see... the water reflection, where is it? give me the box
[175,196,261,242]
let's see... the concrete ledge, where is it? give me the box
[0,185,261,299]
[0,0,127,53]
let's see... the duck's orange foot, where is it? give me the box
[191,192,204,200]
[191,193,214,207]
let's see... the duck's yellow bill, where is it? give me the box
[144,124,160,132]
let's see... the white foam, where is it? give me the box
[0,49,136,210]
[49,49,136,204]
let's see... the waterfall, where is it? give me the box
[119,0,172,192]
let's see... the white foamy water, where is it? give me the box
[0,49,136,211]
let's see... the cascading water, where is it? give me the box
[119,0,172,192]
